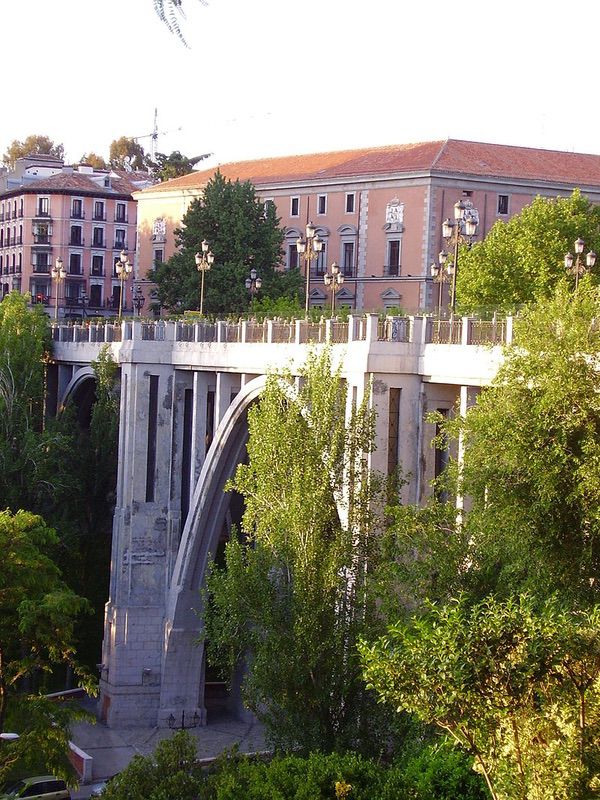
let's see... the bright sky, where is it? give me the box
[5,0,600,171]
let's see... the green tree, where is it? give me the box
[361,595,600,800]
[390,282,600,610]
[2,136,64,169]
[0,510,93,784]
[205,350,397,753]
[0,293,77,514]
[150,150,211,181]
[109,137,146,171]
[152,171,300,314]
[101,730,203,800]
[457,190,600,313]
[78,152,108,170]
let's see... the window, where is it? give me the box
[17,252,22,272]
[92,227,104,247]
[315,241,327,275]
[94,200,105,220]
[387,240,401,276]
[19,198,23,217]
[115,229,126,248]
[263,199,274,218]
[34,252,50,272]
[342,241,355,276]
[290,196,300,217]
[287,243,299,270]
[5,229,9,247]
[91,255,104,276]
[89,284,102,307]
[69,253,82,275]
[345,193,355,213]
[317,194,327,215]
[37,197,49,216]
[115,202,126,222]
[12,201,17,217]
[497,194,509,215]
[154,249,164,264]
[70,225,83,246]
[18,224,22,244]
[72,198,83,219]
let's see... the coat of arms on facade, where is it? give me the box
[152,218,166,241]
[384,199,404,232]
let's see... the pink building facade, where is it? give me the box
[0,156,151,318]
[135,139,600,314]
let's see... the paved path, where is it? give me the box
[70,702,266,798]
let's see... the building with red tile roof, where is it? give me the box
[0,156,153,318]
[136,139,600,313]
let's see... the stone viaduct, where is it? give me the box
[49,314,507,728]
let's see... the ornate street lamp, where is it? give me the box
[296,221,323,315]
[80,290,88,319]
[115,250,132,321]
[441,200,478,315]
[133,285,146,316]
[323,261,344,313]
[245,268,262,298]
[195,240,214,315]
[564,237,596,290]
[51,256,66,320]
[430,250,453,315]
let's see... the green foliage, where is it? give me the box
[109,137,146,170]
[2,136,64,169]
[205,349,400,753]
[0,510,94,784]
[457,190,600,313]
[78,152,108,170]
[0,293,77,513]
[151,171,300,314]
[150,150,211,181]
[102,731,204,800]
[362,595,600,800]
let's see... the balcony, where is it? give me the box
[383,264,400,277]
[70,237,85,247]
[33,265,50,274]
[114,241,127,250]
[71,210,85,219]
[35,210,51,219]
[93,212,106,222]
[33,235,51,245]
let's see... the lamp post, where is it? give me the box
[564,237,596,290]
[80,290,88,319]
[296,222,323,315]
[323,262,344,313]
[115,250,132,321]
[430,250,453,315]
[133,285,146,316]
[441,200,478,315]
[245,268,262,298]
[51,257,66,320]
[195,240,214,315]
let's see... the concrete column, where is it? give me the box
[100,361,180,727]
[215,372,240,428]
[190,371,210,489]
[456,385,479,518]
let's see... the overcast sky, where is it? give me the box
[4,0,599,171]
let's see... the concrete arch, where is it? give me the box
[60,367,97,428]
[159,374,268,723]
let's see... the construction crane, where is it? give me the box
[131,108,183,163]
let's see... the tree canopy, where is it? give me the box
[2,136,64,169]
[108,137,146,171]
[150,150,211,182]
[0,510,93,785]
[78,152,108,170]
[456,190,600,313]
[205,349,398,753]
[152,171,301,314]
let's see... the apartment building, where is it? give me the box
[134,139,600,313]
[0,156,152,317]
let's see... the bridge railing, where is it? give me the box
[50,315,514,348]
